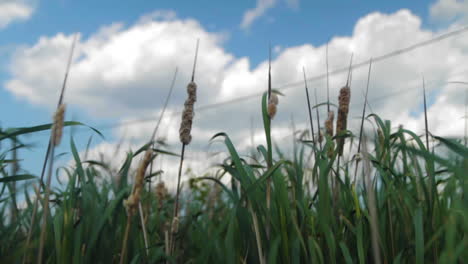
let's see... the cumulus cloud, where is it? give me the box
[5,9,468,189]
[430,0,468,22]
[0,0,34,29]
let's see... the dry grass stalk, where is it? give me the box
[29,35,77,264]
[38,103,68,263]
[123,149,153,215]
[362,133,382,264]
[119,149,153,264]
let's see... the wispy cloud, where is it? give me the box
[240,0,300,30]
[430,0,468,22]
[240,0,277,30]
[0,0,35,29]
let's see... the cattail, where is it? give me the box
[336,86,351,155]
[268,93,279,119]
[325,111,334,137]
[208,183,221,219]
[325,111,335,158]
[52,104,66,147]
[179,82,197,145]
[171,216,179,234]
[155,181,168,209]
[124,149,153,216]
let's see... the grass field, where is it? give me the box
[0,44,467,263]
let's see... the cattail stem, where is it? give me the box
[354,59,372,183]
[362,133,381,264]
[37,139,56,264]
[22,184,40,264]
[248,201,265,264]
[119,215,132,264]
[170,40,199,257]
[326,42,330,113]
[138,203,150,257]
[169,143,186,255]
[265,45,273,245]
[26,35,77,264]
[314,88,322,152]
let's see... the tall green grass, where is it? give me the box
[0,91,467,263]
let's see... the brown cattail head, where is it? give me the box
[52,104,66,147]
[171,216,179,234]
[336,86,351,155]
[325,110,334,137]
[208,183,221,219]
[155,181,168,209]
[268,93,279,119]
[179,82,197,145]
[123,149,153,215]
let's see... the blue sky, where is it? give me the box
[1,0,467,182]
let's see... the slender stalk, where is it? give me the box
[423,77,430,152]
[24,34,77,264]
[326,43,330,113]
[170,144,186,254]
[465,89,467,147]
[265,45,273,244]
[303,67,316,151]
[138,203,150,257]
[119,215,132,264]
[353,58,372,183]
[10,137,19,223]
[37,139,56,264]
[362,133,381,264]
[314,87,323,152]
[143,68,178,255]
[248,201,265,264]
[170,39,199,257]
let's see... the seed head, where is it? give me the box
[325,110,334,137]
[336,86,351,155]
[52,104,66,147]
[269,93,279,105]
[123,149,153,215]
[179,82,197,145]
[171,216,179,234]
[267,93,279,119]
[268,103,277,119]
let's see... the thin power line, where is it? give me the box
[20,24,468,137]
[92,69,468,132]
[88,24,468,131]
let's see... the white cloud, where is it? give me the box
[240,0,301,30]
[5,9,468,189]
[240,0,277,30]
[0,0,34,29]
[430,0,468,21]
